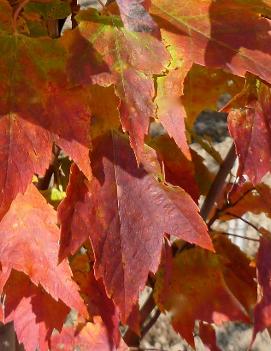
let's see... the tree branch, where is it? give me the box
[123,293,157,347]
[223,212,261,234]
[214,231,259,242]
[200,143,236,222]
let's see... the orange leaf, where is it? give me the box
[151,0,271,84]
[2,270,69,351]
[63,8,170,160]
[71,254,121,345]
[0,184,88,318]
[253,235,271,339]
[154,247,249,347]
[0,12,92,217]
[51,317,128,351]
[228,82,271,184]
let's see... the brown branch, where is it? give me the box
[214,231,260,242]
[97,0,106,9]
[200,143,236,222]
[123,293,157,347]
[141,308,161,338]
[71,0,80,29]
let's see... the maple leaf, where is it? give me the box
[58,132,212,321]
[0,0,12,32]
[0,6,91,218]
[228,81,271,184]
[62,8,170,160]
[88,85,121,140]
[213,235,257,313]
[51,317,128,351]
[70,253,121,345]
[155,69,191,159]
[253,235,271,339]
[0,184,88,318]
[154,247,250,347]
[220,183,271,221]
[1,270,69,351]
[150,0,271,84]
[25,0,71,21]
[198,322,221,351]
[149,135,199,202]
[115,0,160,37]
[183,65,244,128]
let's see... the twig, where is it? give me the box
[97,0,106,9]
[123,293,157,346]
[200,143,236,222]
[141,308,161,338]
[223,212,261,234]
[214,231,260,242]
[71,0,79,29]
[228,187,254,208]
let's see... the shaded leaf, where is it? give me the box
[70,253,121,345]
[58,163,91,260]
[0,184,88,318]
[64,8,170,160]
[89,85,121,140]
[58,132,212,321]
[51,317,126,351]
[0,0,12,32]
[253,235,271,338]
[151,0,271,84]
[155,69,190,159]
[0,15,91,217]
[213,234,257,313]
[149,135,199,201]
[115,0,160,37]
[191,149,215,196]
[220,183,271,220]
[2,270,69,351]
[228,81,271,184]
[198,322,221,351]
[183,65,244,127]
[25,0,71,20]
[154,247,249,346]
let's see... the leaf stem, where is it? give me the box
[200,143,236,222]
[141,308,161,338]
[12,0,30,32]
[223,212,261,233]
[214,231,259,242]
[123,293,157,346]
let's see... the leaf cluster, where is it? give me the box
[0,0,271,350]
